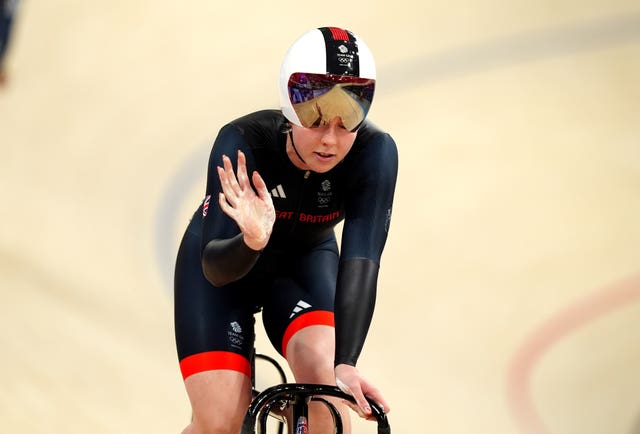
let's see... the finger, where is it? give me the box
[217,166,238,207]
[337,379,371,417]
[217,193,238,220]
[342,399,366,418]
[236,151,250,190]
[222,154,242,197]
[252,171,274,207]
[344,396,372,419]
[367,393,390,414]
[360,383,389,414]
[353,390,372,417]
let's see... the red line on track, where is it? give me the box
[506,272,640,434]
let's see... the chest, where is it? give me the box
[264,168,346,227]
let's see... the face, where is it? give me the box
[287,116,357,173]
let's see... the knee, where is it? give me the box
[288,336,332,363]
[286,328,335,382]
[188,397,248,434]
[182,370,251,434]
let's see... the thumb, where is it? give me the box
[252,171,272,204]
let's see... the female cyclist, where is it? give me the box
[174,26,398,434]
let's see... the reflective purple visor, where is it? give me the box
[288,73,376,131]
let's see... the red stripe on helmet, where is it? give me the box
[328,27,350,41]
[179,351,251,380]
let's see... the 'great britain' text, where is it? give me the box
[276,210,340,223]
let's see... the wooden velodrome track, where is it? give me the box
[1,1,640,433]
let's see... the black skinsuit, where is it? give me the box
[174,109,398,379]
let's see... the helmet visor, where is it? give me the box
[288,73,375,132]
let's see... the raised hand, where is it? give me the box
[217,150,276,251]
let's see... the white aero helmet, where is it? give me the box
[279,27,377,132]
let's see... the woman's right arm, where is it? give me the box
[200,125,275,287]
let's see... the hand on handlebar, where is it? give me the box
[335,364,390,421]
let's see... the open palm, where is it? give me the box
[217,151,276,251]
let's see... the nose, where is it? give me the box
[320,116,343,146]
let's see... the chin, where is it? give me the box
[312,161,340,173]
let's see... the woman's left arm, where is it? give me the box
[333,132,399,416]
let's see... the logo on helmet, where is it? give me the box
[337,52,354,65]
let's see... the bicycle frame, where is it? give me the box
[248,350,390,434]
[242,382,391,434]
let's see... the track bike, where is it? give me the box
[242,350,391,434]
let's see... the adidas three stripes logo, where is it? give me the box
[271,184,286,198]
[289,300,311,318]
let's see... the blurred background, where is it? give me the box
[1,1,639,433]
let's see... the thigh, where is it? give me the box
[261,238,339,357]
[174,230,256,380]
[183,369,252,433]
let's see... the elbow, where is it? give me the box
[201,259,232,287]
[200,236,260,287]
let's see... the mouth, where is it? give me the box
[314,151,335,161]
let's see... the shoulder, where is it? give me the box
[226,109,288,137]
[213,110,287,154]
[347,120,398,171]
[211,110,289,171]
